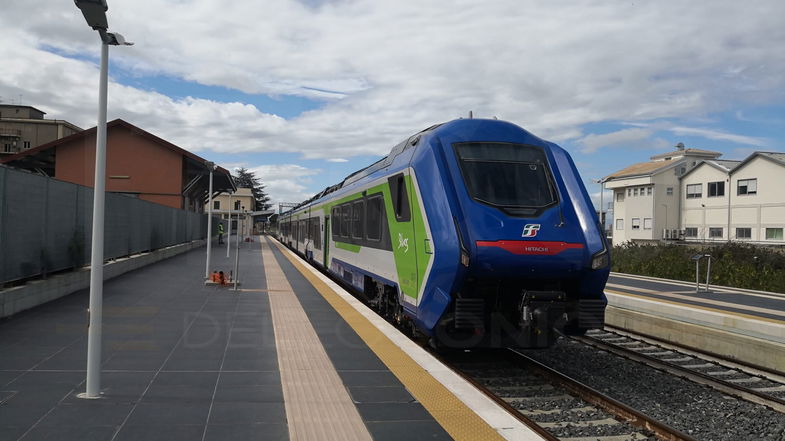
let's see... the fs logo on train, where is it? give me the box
[522,224,540,238]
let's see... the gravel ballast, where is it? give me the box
[520,338,785,441]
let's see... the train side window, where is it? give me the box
[341,204,351,237]
[366,195,383,241]
[388,174,410,222]
[331,207,340,236]
[352,200,364,239]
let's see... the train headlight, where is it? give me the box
[591,250,609,270]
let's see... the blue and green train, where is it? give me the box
[277,118,609,348]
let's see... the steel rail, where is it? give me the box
[575,334,785,414]
[506,349,700,441]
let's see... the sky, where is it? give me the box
[2,1,784,211]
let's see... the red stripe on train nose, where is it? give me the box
[475,240,584,255]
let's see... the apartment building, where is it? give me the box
[0,105,82,155]
[604,144,721,244]
[680,152,785,244]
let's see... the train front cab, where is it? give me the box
[425,125,609,349]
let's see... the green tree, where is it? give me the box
[233,167,271,211]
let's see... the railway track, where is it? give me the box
[444,349,698,441]
[576,328,785,414]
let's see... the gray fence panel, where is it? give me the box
[3,171,47,281]
[0,168,6,282]
[1,167,207,285]
[44,179,79,273]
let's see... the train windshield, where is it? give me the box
[454,142,557,210]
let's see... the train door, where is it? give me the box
[388,172,419,305]
[323,216,330,267]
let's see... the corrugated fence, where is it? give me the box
[0,166,209,285]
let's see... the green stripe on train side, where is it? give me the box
[291,170,432,302]
[334,241,361,253]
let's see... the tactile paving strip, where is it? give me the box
[261,241,373,441]
[267,237,507,441]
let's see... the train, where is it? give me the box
[276,118,609,348]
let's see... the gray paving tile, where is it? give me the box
[204,423,288,441]
[336,370,400,387]
[207,402,286,425]
[20,425,118,441]
[213,384,284,403]
[37,402,134,427]
[356,402,433,422]
[0,404,52,427]
[220,357,279,371]
[217,371,281,386]
[367,421,453,441]
[124,402,210,426]
[114,424,204,441]
[151,372,218,387]
[0,426,28,441]
[348,386,415,404]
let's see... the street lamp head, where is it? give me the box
[105,32,133,46]
[75,0,109,30]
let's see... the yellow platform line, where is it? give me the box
[267,237,506,441]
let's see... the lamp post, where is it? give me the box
[74,0,133,399]
[205,161,215,279]
[227,192,232,258]
[593,178,604,232]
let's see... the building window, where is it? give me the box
[643,218,652,230]
[647,187,652,196]
[736,228,751,239]
[23,141,31,149]
[685,227,698,237]
[3,143,12,153]
[766,228,784,240]
[686,184,702,199]
[633,188,638,196]
[632,218,640,230]
[709,227,723,238]
[666,187,674,196]
[213,201,220,210]
[616,192,624,202]
[234,200,241,210]
[737,178,757,195]
[616,219,624,230]
[708,181,725,197]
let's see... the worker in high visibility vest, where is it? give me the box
[218,222,225,244]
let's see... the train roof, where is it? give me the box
[282,118,541,215]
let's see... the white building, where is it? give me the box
[604,145,721,244]
[680,152,785,244]
[206,188,255,237]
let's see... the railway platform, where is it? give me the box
[0,236,539,441]
[604,272,785,372]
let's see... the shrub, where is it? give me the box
[611,242,785,293]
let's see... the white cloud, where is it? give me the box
[326,158,348,163]
[667,126,769,147]
[247,164,321,206]
[579,128,652,153]
[2,0,784,200]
